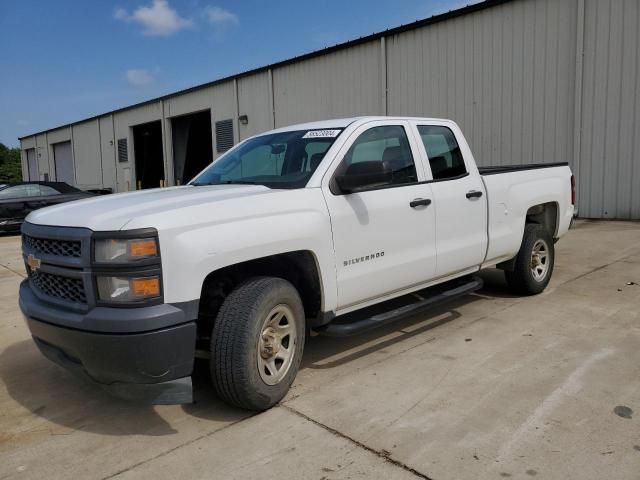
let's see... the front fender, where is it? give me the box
[132,189,337,313]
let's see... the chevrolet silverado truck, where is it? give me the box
[19,117,575,410]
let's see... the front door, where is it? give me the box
[322,120,437,310]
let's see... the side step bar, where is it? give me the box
[315,276,483,337]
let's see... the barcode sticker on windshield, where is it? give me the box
[302,129,341,139]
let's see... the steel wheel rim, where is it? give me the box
[257,304,297,386]
[530,239,550,282]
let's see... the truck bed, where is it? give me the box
[479,162,569,176]
[479,161,574,266]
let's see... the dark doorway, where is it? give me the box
[133,120,164,189]
[171,110,213,185]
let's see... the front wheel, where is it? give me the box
[210,277,305,411]
[505,224,555,295]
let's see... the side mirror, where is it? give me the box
[335,161,392,194]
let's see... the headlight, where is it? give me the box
[94,237,158,263]
[97,275,161,303]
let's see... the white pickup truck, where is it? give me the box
[19,117,575,410]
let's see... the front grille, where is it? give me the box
[23,235,82,258]
[29,270,86,304]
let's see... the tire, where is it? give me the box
[210,277,305,411]
[505,223,555,295]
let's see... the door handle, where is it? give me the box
[410,198,432,208]
[466,190,483,199]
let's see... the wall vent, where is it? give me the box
[117,138,128,163]
[215,119,234,153]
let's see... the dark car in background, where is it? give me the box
[0,182,93,232]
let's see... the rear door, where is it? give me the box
[410,121,487,276]
[322,120,437,310]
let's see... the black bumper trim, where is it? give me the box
[20,280,198,333]
[27,317,196,404]
[33,336,194,404]
[21,282,198,405]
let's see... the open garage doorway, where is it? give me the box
[171,110,213,185]
[133,120,164,189]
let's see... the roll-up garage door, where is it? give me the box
[26,148,38,181]
[53,141,74,184]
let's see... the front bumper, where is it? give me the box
[20,280,197,404]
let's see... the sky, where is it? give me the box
[0,0,477,147]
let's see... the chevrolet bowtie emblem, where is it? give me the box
[27,254,41,272]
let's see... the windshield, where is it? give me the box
[191,129,343,189]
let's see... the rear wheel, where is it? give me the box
[210,277,305,411]
[505,224,555,295]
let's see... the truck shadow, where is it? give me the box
[301,270,516,370]
[475,268,520,299]
[0,340,247,437]
[1,272,516,432]
[302,297,471,370]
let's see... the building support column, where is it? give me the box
[233,78,240,144]
[380,36,388,116]
[572,0,585,205]
[268,68,276,128]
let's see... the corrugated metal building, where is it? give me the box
[19,0,640,219]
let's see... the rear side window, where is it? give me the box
[418,126,467,180]
[339,125,417,186]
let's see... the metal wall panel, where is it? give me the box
[273,41,383,127]
[17,0,640,217]
[386,0,578,171]
[578,0,640,218]
[211,81,237,158]
[165,86,214,118]
[20,137,35,149]
[47,127,71,145]
[35,134,50,179]
[98,115,117,191]
[238,71,273,140]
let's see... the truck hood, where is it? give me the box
[26,185,274,231]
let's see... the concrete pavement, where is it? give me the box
[1,220,639,480]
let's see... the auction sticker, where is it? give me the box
[302,129,341,138]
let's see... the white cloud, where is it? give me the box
[126,69,154,86]
[203,6,238,26]
[115,0,192,36]
[114,7,128,20]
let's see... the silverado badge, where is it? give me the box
[27,254,41,272]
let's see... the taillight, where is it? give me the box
[570,175,576,205]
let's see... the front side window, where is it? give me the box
[191,129,342,189]
[417,125,467,180]
[336,125,417,187]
